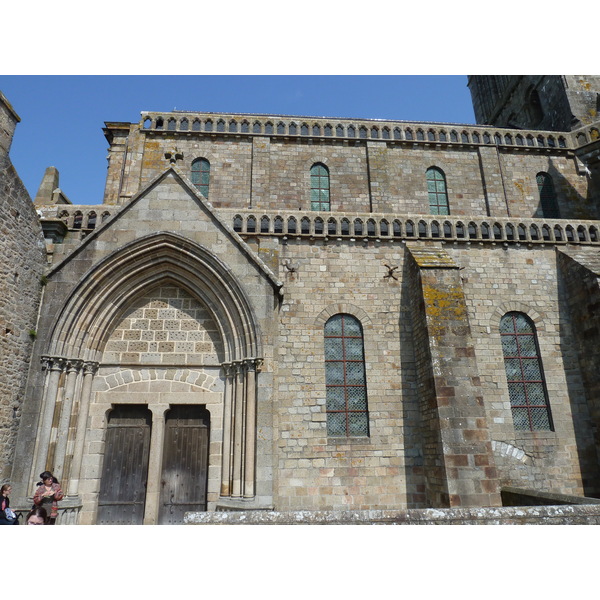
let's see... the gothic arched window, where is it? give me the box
[426,167,450,215]
[310,163,330,211]
[191,158,210,198]
[536,172,560,218]
[500,312,553,431]
[324,314,369,437]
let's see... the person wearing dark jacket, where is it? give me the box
[0,484,19,525]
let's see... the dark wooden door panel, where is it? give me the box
[159,406,209,524]
[97,406,151,525]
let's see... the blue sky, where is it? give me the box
[1,75,475,205]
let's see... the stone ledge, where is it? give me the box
[184,504,600,525]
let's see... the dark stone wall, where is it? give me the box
[0,152,46,482]
[556,247,600,495]
[469,75,600,131]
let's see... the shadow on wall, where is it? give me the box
[556,250,600,498]
[399,256,427,509]
[534,159,599,220]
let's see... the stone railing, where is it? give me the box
[13,497,82,525]
[570,122,600,148]
[39,205,114,232]
[225,210,600,246]
[139,111,571,151]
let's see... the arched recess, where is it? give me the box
[49,232,261,362]
[33,233,265,519]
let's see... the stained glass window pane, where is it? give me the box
[349,413,369,436]
[324,315,342,336]
[325,361,344,385]
[344,338,364,360]
[518,336,537,356]
[327,413,346,436]
[501,336,518,355]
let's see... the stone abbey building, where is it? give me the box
[2,76,600,524]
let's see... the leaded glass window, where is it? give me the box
[536,172,560,218]
[310,163,330,211]
[324,314,369,437]
[191,158,210,198]
[426,167,450,215]
[500,312,553,431]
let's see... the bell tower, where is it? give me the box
[468,75,600,131]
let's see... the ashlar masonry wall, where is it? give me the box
[457,244,599,496]
[273,238,417,510]
[102,120,593,221]
[270,235,598,510]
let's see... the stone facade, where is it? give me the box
[0,92,46,481]
[3,80,600,524]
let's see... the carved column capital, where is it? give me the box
[41,356,67,372]
[83,361,99,376]
[65,359,83,374]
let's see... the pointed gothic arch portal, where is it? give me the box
[34,233,265,524]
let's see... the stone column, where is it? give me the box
[31,356,65,494]
[220,363,235,497]
[53,359,83,482]
[143,404,168,525]
[231,361,245,498]
[243,359,259,498]
[406,243,501,508]
[68,361,99,496]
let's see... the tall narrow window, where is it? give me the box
[310,163,330,211]
[426,167,450,215]
[191,158,210,198]
[536,172,560,218]
[500,312,553,431]
[324,314,369,437]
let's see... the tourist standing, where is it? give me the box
[0,484,19,525]
[33,471,64,525]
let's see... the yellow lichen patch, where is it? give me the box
[422,282,467,325]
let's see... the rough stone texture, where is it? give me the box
[185,503,600,525]
[0,94,46,482]
[405,243,500,508]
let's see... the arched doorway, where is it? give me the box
[31,233,265,523]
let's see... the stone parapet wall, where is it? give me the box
[185,504,600,525]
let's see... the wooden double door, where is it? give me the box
[97,405,210,525]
